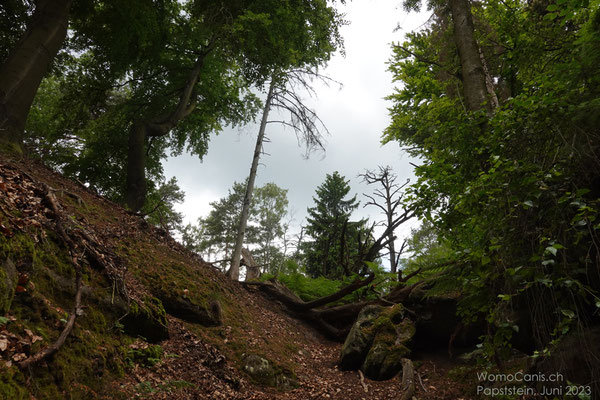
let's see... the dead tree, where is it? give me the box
[228,68,337,280]
[360,166,414,276]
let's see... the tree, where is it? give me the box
[192,181,289,275]
[387,0,600,375]
[228,68,334,280]
[0,0,174,154]
[0,0,72,153]
[303,171,366,279]
[360,166,413,276]
[252,183,289,275]
[123,0,344,211]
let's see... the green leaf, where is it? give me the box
[545,246,558,256]
[560,309,575,319]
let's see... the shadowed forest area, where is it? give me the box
[1,0,600,399]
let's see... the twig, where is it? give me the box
[358,370,368,393]
[417,372,427,392]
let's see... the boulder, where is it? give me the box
[339,303,416,380]
[156,290,222,327]
[243,354,297,389]
[122,296,169,343]
[338,305,383,370]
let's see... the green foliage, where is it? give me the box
[303,171,367,279]
[387,0,600,363]
[185,181,289,273]
[125,344,164,369]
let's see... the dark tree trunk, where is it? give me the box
[448,0,492,115]
[125,123,148,211]
[124,54,207,211]
[0,0,72,154]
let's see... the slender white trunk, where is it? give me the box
[228,79,276,280]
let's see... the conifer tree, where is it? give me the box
[304,172,364,278]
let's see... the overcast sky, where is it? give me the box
[163,0,429,255]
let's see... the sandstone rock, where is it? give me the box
[338,305,383,370]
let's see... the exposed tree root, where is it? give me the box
[17,185,123,369]
[18,188,83,369]
[243,273,428,340]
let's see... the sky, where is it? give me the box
[163,0,430,259]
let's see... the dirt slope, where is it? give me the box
[0,154,471,399]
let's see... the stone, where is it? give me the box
[338,305,383,370]
[122,297,169,343]
[339,303,416,380]
[243,354,276,386]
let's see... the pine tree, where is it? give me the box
[304,172,364,279]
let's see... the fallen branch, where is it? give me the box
[400,358,416,400]
[19,266,82,369]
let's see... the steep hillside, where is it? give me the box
[0,155,469,399]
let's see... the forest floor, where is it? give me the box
[112,287,475,400]
[0,154,476,400]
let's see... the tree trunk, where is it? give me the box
[125,123,148,211]
[124,55,205,211]
[0,0,72,154]
[242,248,261,281]
[228,79,276,280]
[448,0,492,115]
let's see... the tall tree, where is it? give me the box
[123,0,344,211]
[304,171,365,279]
[0,0,72,154]
[228,68,333,280]
[388,0,600,376]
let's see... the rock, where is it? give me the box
[361,309,415,380]
[338,305,383,370]
[339,304,416,380]
[0,258,17,314]
[156,291,222,327]
[244,354,275,385]
[243,354,297,389]
[122,297,169,343]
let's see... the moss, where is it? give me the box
[0,258,17,314]
[122,296,169,342]
[242,354,297,390]
[125,344,164,368]
[0,367,28,400]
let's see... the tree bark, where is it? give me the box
[0,0,72,154]
[448,0,492,115]
[228,78,276,280]
[124,55,205,211]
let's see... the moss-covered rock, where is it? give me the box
[122,297,169,343]
[156,291,222,327]
[339,305,383,370]
[362,339,410,380]
[242,354,297,390]
[243,354,276,385]
[0,258,17,314]
[340,304,416,380]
